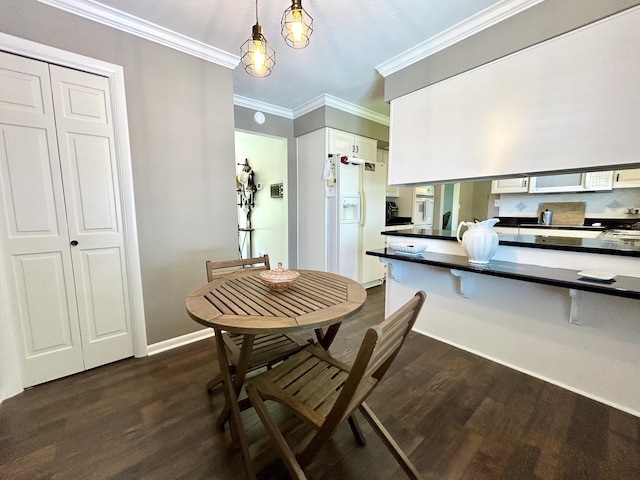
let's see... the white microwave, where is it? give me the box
[528,171,613,193]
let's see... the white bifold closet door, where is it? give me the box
[0,51,133,387]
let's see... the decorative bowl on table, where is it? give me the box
[388,243,427,255]
[259,262,300,291]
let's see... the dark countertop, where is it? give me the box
[517,224,604,231]
[366,248,640,300]
[382,227,640,257]
[497,216,640,230]
[385,216,413,227]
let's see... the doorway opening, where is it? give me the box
[234,131,288,267]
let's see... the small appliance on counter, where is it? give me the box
[386,201,399,220]
[386,201,413,226]
[540,209,553,225]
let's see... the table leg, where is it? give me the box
[216,333,255,429]
[318,323,342,350]
[214,329,256,480]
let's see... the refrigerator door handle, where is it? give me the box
[359,191,365,227]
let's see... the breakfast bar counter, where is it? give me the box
[367,248,640,300]
[371,229,640,417]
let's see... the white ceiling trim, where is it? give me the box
[233,95,294,119]
[37,0,240,69]
[294,94,391,126]
[234,94,390,125]
[376,0,544,77]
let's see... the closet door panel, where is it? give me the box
[76,247,131,364]
[0,51,84,387]
[49,65,133,369]
[66,133,116,231]
[0,60,47,116]
[11,253,84,383]
[0,125,60,236]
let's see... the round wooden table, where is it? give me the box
[186,268,367,335]
[186,269,367,480]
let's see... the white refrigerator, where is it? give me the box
[297,130,385,287]
[325,154,386,286]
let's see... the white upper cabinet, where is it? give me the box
[328,129,377,163]
[490,177,529,194]
[613,168,640,188]
[528,171,613,193]
[528,173,584,193]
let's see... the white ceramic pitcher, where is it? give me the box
[456,218,500,264]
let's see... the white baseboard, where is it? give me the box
[147,328,215,356]
[411,326,640,419]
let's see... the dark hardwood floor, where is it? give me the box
[1,284,639,479]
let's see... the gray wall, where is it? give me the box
[294,106,389,146]
[234,106,298,267]
[385,0,640,102]
[0,0,239,344]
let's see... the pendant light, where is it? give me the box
[281,0,313,49]
[240,0,275,77]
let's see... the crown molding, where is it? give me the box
[376,0,543,77]
[233,95,294,119]
[293,94,390,126]
[235,94,390,125]
[37,0,239,69]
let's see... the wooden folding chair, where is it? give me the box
[246,291,426,480]
[204,255,312,393]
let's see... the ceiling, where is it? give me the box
[58,0,511,117]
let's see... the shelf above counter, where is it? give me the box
[366,248,640,300]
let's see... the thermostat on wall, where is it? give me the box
[270,183,284,198]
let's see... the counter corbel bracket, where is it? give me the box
[450,269,475,298]
[380,258,403,282]
[569,288,581,325]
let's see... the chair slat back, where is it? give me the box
[365,303,422,380]
[328,291,426,421]
[205,254,271,282]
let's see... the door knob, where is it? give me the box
[70,240,79,246]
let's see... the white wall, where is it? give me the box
[235,131,288,267]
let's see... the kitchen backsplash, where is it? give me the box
[498,189,640,218]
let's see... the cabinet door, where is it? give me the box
[491,178,529,194]
[328,129,378,162]
[328,129,354,155]
[528,173,584,193]
[613,168,640,188]
[354,135,377,162]
[584,171,613,191]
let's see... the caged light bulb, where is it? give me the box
[291,10,304,42]
[252,41,265,72]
